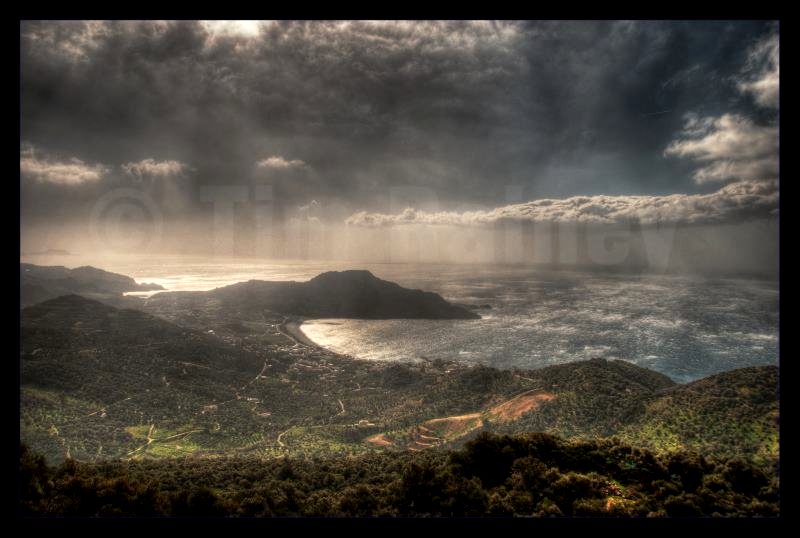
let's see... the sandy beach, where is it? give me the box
[280,319,323,349]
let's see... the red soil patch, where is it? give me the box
[421,413,484,439]
[365,433,394,447]
[365,391,555,452]
[487,391,556,422]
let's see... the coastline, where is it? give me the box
[280,318,325,350]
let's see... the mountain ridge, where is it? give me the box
[20,263,163,307]
[20,294,777,466]
[152,269,481,320]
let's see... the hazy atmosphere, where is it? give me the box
[19,20,780,519]
[21,20,778,276]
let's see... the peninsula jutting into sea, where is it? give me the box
[20,20,778,518]
[20,261,778,516]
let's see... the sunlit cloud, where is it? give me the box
[22,20,113,62]
[20,145,108,185]
[257,156,307,170]
[664,29,778,187]
[121,159,189,180]
[200,20,264,39]
[738,31,779,109]
[346,179,778,228]
[200,20,266,50]
[664,114,778,184]
[298,199,320,213]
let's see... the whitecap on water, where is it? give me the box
[39,255,777,383]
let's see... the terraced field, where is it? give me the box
[20,293,778,467]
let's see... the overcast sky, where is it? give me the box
[20,20,778,239]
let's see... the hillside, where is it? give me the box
[20,432,778,517]
[20,263,163,307]
[617,366,779,464]
[21,294,265,460]
[148,269,480,319]
[20,295,778,466]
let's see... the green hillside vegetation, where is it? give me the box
[617,366,779,464]
[20,432,778,517]
[21,295,778,470]
[18,266,779,517]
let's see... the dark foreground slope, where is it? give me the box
[20,263,163,307]
[20,431,778,517]
[19,284,780,517]
[20,295,778,467]
[151,269,480,319]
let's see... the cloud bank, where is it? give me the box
[21,20,778,223]
[346,180,778,228]
[346,26,778,232]
[20,19,778,266]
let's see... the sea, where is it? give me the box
[22,253,778,383]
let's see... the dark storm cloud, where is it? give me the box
[20,20,777,226]
[345,23,779,229]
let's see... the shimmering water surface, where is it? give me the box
[22,254,778,382]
